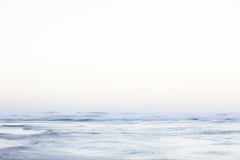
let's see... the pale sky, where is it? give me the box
[0,0,240,113]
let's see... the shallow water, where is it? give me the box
[0,113,239,160]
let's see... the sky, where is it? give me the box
[0,0,240,113]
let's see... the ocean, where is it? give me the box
[0,112,239,160]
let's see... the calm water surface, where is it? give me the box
[0,113,240,160]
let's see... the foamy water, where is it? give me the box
[0,113,240,160]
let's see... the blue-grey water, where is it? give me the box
[0,112,240,160]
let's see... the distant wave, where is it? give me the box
[44,118,95,122]
[0,113,240,123]
[200,130,240,135]
[1,124,27,128]
[0,130,59,140]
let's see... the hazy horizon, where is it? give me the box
[1,0,240,113]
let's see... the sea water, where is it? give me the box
[0,112,239,160]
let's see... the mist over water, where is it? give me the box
[0,112,240,160]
